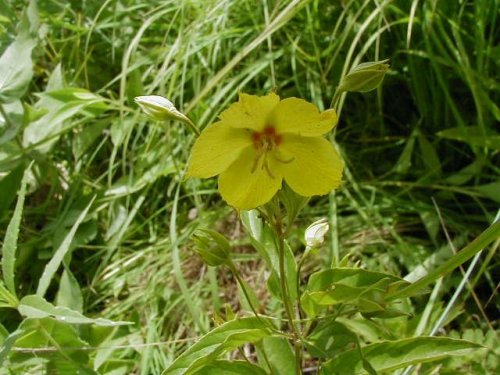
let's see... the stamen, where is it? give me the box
[251,149,264,174]
[249,125,283,178]
[262,155,275,179]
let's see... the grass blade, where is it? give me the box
[36,196,95,297]
[388,219,500,300]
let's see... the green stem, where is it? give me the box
[275,221,302,374]
[228,260,263,322]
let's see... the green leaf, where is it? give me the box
[22,68,109,154]
[437,126,500,150]
[388,220,500,300]
[257,337,297,374]
[0,281,18,308]
[0,35,36,103]
[0,148,23,194]
[418,132,442,177]
[474,181,500,203]
[162,317,274,375]
[393,129,416,174]
[36,197,94,297]
[0,328,24,367]
[56,268,84,313]
[195,360,267,375]
[301,268,411,318]
[1,163,30,295]
[10,318,92,370]
[0,100,24,145]
[0,1,38,103]
[305,319,357,358]
[320,337,483,374]
[18,295,130,326]
[72,119,108,159]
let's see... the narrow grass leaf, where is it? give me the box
[1,163,30,295]
[36,197,95,297]
[388,220,500,300]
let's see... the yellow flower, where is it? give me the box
[186,93,343,210]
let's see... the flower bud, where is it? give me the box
[338,59,389,93]
[192,229,231,267]
[134,95,191,123]
[305,218,329,249]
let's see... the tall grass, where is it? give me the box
[0,0,498,373]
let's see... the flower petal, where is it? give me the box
[187,122,252,178]
[280,135,343,196]
[270,98,337,136]
[218,147,283,210]
[219,92,280,131]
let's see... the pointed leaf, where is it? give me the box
[321,337,482,374]
[36,197,94,297]
[18,295,129,326]
[196,360,267,375]
[162,317,274,375]
[1,163,30,295]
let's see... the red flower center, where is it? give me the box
[251,126,282,150]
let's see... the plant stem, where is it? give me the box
[228,260,263,322]
[275,220,302,374]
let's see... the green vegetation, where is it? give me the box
[0,0,498,373]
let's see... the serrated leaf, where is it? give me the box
[162,317,274,375]
[1,163,30,295]
[18,295,129,326]
[320,337,483,374]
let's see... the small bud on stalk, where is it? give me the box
[192,229,231,267]
[338,59,390,93]
[304,218,329,249]
[134,95,199,134]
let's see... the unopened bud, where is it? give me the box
[338,59,389,93]
[193,229,231,267]
[305,218,329,249]
[134,95,191,123]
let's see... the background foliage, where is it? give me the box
[0,0,498,373]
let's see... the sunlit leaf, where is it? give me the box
[18,295,129,326]
[162,317,274,375]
